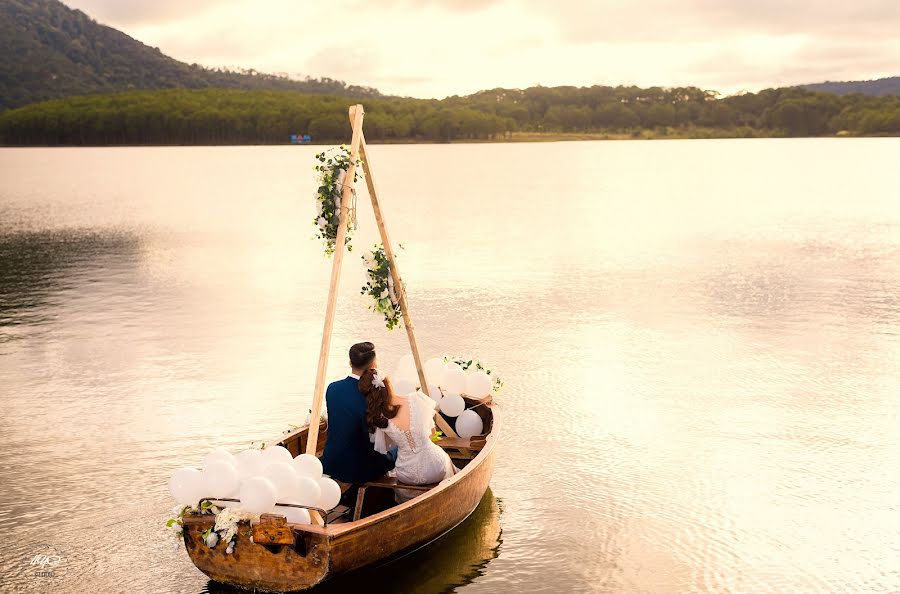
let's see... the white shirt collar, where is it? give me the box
[349,373,360,380]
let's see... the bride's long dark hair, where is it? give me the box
[358,368,400,432]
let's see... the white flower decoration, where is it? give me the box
[372,370,385,389]
[317,216,327,230]
[387,274,398,305]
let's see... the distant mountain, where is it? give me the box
[0,0,380,110]
[799,76,900,96]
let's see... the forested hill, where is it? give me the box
[1,85,898,145]
[800,77,900,97]
[0,0,380,111]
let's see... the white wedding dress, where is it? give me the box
[373,391,456,502]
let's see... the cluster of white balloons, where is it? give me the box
[169,446,342,524]
[392,354,488,440]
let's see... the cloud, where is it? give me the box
[305,46,381,81]
[58,0,900,98]
[348,0,504,11]
[682,36,900,92]
[63,0,242,25]
[528,0,900,44]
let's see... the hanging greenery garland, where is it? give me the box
[361,244,403,330]
[313,145,362,256]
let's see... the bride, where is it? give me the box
[358,368,456,501]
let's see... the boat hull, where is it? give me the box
[329,446,495,575]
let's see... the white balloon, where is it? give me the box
[394,354,417,380]
[203,460,239,498]
[169,467,205,507]
[294,476,322,507]
[261,445,294,466]
[455,409,484,439]
[440,368,467,394]
[425,384,442,403]
[239,476,277,514]
[392,377,416,396]
[465,371,493,398]
[440,393,466,417]
[235,449,264,480]
[317,477,342,511]
[274,504,311,525]
[203,447,236,469]
[423,358,447,385]
[445,361,463,374]
[262,462,299,499]
[292,453,323,480]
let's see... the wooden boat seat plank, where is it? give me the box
[325,504,352,524]
[436,436,485,451]
[359,476,439,491]
[351,476,440,521]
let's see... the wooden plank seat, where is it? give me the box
[352,476,440,521]
[324,504,352,524]
[360,476,439,492]
[436,436,486,450]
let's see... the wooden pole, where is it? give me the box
[306,104,366,457]
[351,106,459,439]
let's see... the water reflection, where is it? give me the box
[698,237,900,327]
[202,490,502,594]
[0,228,141,337]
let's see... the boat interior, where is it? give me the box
[277,396,494,525]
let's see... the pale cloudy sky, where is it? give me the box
[64,0,900,98]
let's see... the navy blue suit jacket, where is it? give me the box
[320,376,397,483]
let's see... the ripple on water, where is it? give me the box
[2,142,900,593]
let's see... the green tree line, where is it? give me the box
[0,85,898,145]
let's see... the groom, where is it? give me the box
[320,342,398,484]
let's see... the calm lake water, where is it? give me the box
[1,139,899,593]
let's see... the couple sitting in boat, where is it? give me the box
[320,341,456,501]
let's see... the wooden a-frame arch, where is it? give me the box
[305,104,460,466]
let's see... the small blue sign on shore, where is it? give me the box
[290,134,312,144]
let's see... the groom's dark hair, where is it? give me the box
[349,342,376,369]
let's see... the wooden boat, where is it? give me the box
[181,398,498,592]
[180,103,500,591]
[201,487,503,594]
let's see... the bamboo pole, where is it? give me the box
[306,104,366,458]
[351,106,459,439]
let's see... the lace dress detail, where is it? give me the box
[374,392,456,495]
